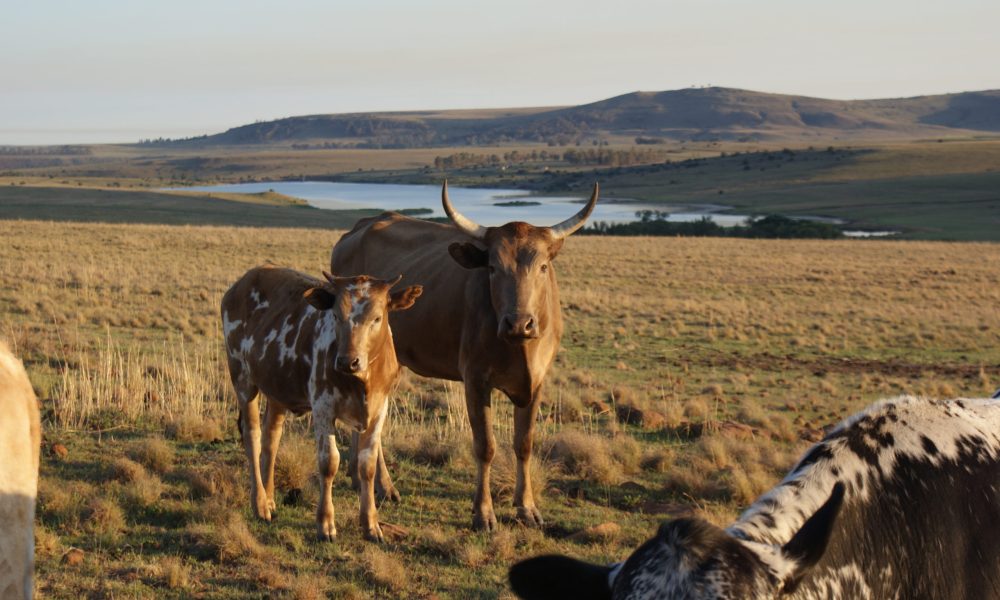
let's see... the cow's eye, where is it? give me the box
[374,316,382,325]
[540,263,548,273]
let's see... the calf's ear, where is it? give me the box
[389,285,423,311]
[448,242,488,269]
[508,555,612,600]
[303,287,336,310]
[780,482,845,593]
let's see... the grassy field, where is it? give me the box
[0,186,376,229]
[3,219,999,598]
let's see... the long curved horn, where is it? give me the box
[551,183,599,239]
[442,180,487,240]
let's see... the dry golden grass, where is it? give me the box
[361,546,407,593]
[4,218,999,597]
[543,430,620,485]
[158,555,191,590]
[165,413,225,443]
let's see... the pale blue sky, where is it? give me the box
[3,0,998,144]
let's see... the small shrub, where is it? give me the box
[414,525,459,558]
[492,452,549,504]
[125,473,165,509]
[640,446,674,473]
[192,512,266,562]
[608,433,642,475]
[84,497,126,544]
[391,429,454,466]
[159,556,190,590]
[165,415,224,443]
[128,436,175,474]
[275,433,316,491]
[288,574,329,600]
[362,547,406,592]
[34,524,63,558]
[109,457,147,483]
[543,430,617,485]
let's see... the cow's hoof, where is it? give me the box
[254,505,273,522]
[253,492,273,522]
[472,509,498,532]
[317,529,337,543]
[377,486,402,503]
[364,523,385,543]
[516,506,545,528]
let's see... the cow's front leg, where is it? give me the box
[358,401,389,542]
[349,431,401,502]
[466,379,497,531]
[513,393,544,527]
[314,424,340,542]
[260,399,287,516]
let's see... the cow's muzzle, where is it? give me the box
[335,355,363,374]
[500,313,539,342]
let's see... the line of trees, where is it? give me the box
[431,147,669,169]
[0,145,91,156]
[582,213,844,239]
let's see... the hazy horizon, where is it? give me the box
[4,0,999,145]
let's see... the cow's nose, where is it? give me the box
[336,356,362,373]
[502,314,537,338]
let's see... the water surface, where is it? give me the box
[173,181,755,227]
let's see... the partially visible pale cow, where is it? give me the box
[0,342,41,600]
[221,266,421,541]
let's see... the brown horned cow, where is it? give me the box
[331,182,597,530]
[0,341,41,600]
[221,266,422,541]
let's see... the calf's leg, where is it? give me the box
[236,386,271,522]
[260,399,287,515]
[350,431,401,502]
[314,422,340,541]
[357,400,389,542]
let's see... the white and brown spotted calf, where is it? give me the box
[0,342,41,600]
[222,266,421,542]
[511,395,1000,599]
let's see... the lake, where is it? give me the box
[171,181,755,227]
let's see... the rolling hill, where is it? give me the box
[171,87,1000,148]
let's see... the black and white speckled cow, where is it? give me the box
[510,395,1000,599]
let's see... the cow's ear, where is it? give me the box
[448,242,488,269]
[389,285,423,312]
[303,287,336,310]
[779,482,845,593]
[547,237,565,260]
[509,555,612,600]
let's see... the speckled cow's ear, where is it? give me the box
[303,287,336,310]
[780,482,845,593]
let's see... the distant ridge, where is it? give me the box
[167,87,1000,147]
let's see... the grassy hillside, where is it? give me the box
[154,87,1000,148]
[0,186,376,229]
[3,219,999,597]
